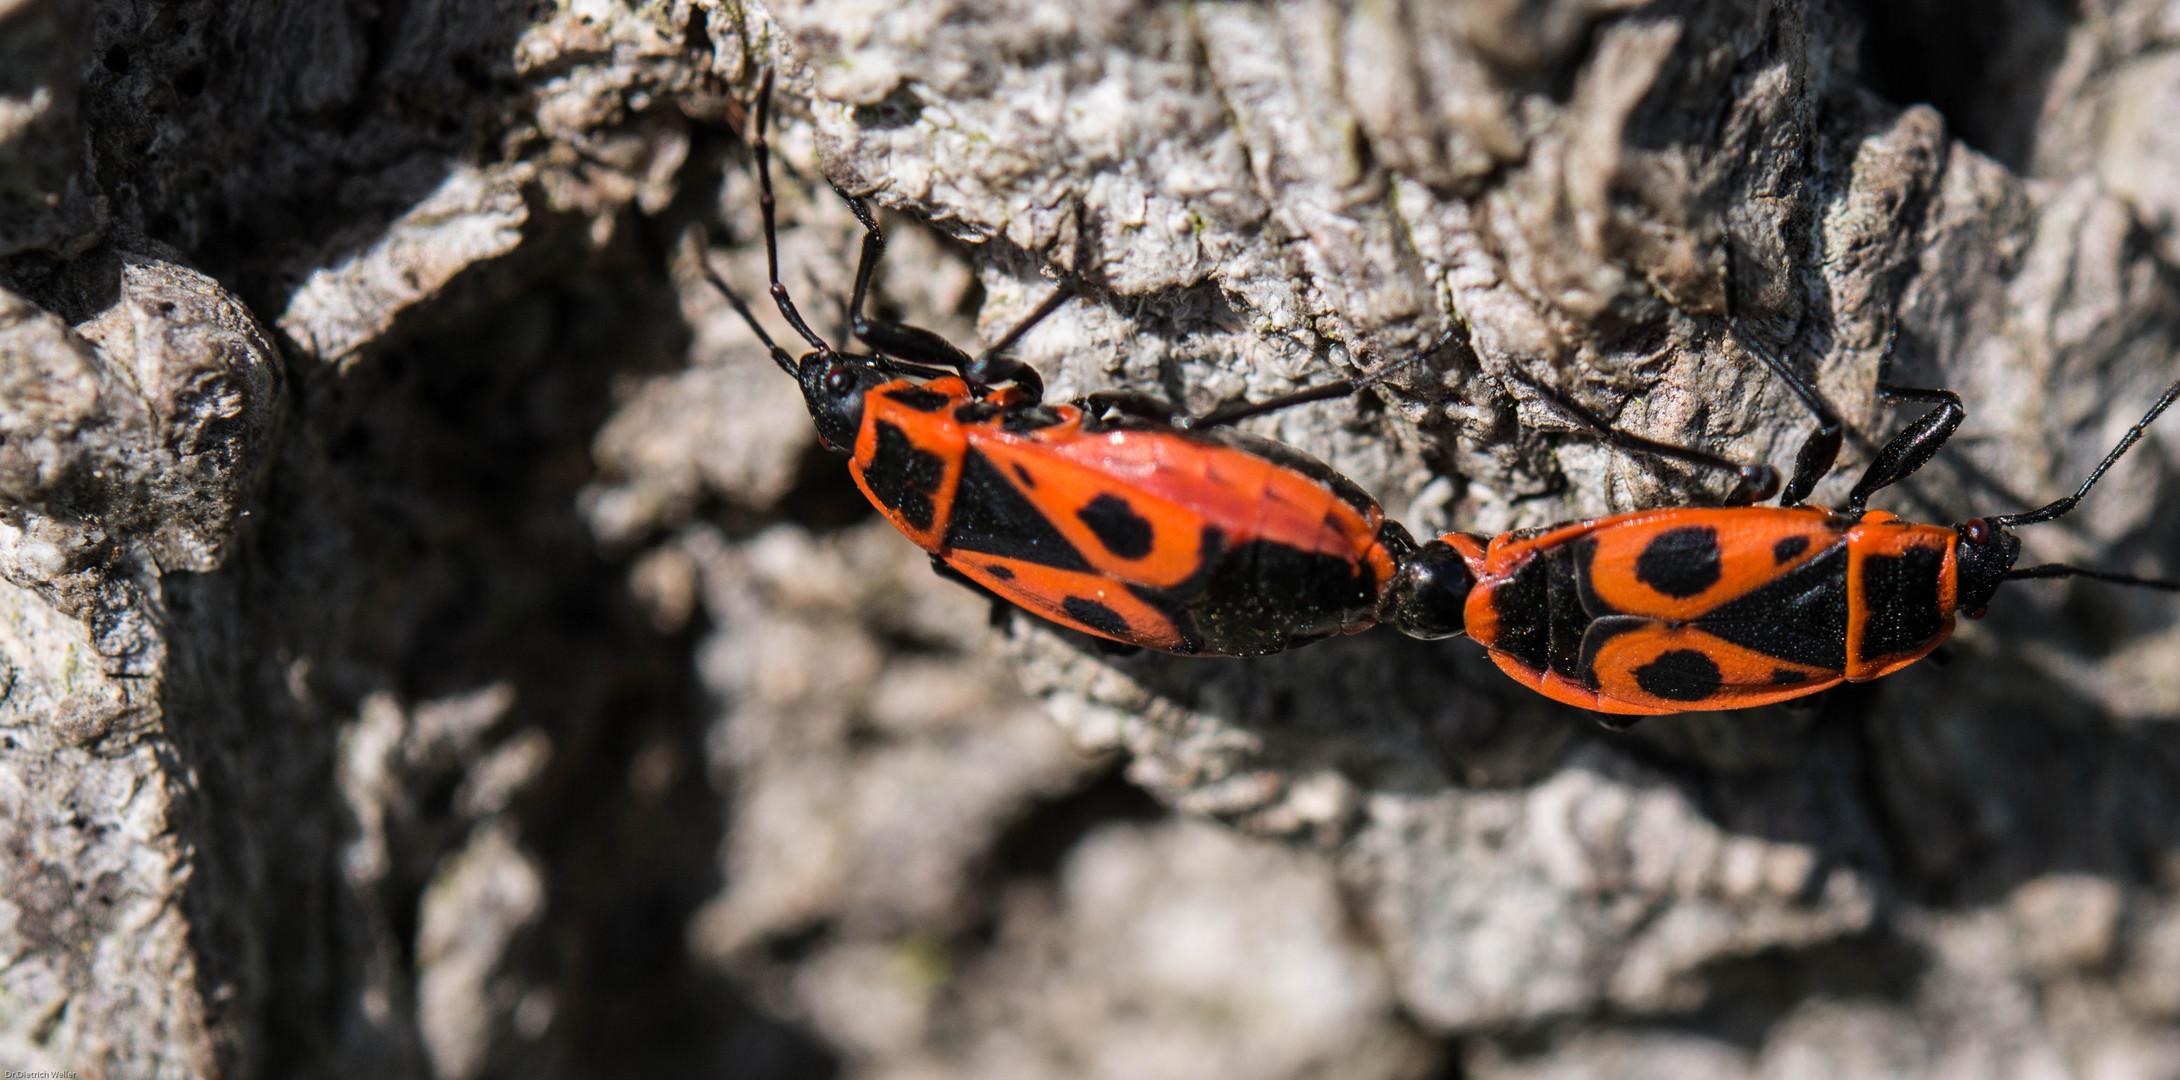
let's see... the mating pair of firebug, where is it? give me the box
[696,72,2180,719]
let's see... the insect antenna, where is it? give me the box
[1987,377,2180,593]
[1993,379,2180,528]
[749,68,834,356]
[683,228,799,377]
[2005,563,2180,590]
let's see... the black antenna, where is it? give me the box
[750,68,833,355]
[1993,379,2180,527]
[683,228,798,377]
[2006,563,2180,590]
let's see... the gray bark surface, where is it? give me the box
[3,0,2180,1077]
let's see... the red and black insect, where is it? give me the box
[702,72,2179,709]
[1390,374,2180,716]
[703,72,1442,656]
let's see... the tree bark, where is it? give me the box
[4,0,2180,1077]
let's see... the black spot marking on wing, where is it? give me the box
[983,564,1015,580]
[944,449,1092,571]
[863,421,947,532]
[1011,463,1036,488]
[1634,649,1724,702]
[1698,542,1849,671]
[1773,534,1811,564]
[1860,545,1947,658]
[1635,525,1723,598]
[1077,493,1156,560]
[1771,668,1812,684]
[883,385,953,412]
[1062,596,1131,639]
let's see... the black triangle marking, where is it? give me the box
[944,448,1093,572]
[1695,542,1850,671]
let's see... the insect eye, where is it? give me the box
[825,365,855,397]
[1963,518,1990,544]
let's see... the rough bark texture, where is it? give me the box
[4,0,2180,1077]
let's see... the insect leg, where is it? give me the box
[960,198,1098,396]
[1185,382,1357,429]
[1178,325,1464,430]
[1080,389,1182,425]
[1516,376,1780,504]
[960,283,1079,399]
[840,186,885,345]
[1841,384,1963,517]
[1737,335,1845,506]
[824,187,986,379]
[825,179,1062,399]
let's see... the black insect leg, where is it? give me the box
[1080,389,1181,425]
[829,190,984,378]
[1172,325,1470,430]
[1516,376,1781,504]
[961,283,1080,400]
[750,69,833,354]
[1842,385,1964,517]
[1077,381,1354,433]
[828,185,1069,400]
[1738,335,1846,506]
[1182,382,1358,429]
[842,186,885,344]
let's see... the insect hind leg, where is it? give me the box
[1160,325,1472,431]
[1081,389,1182,425]
[1515,375,1780,505]
[1736,335,1845,506]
